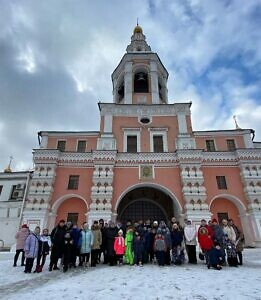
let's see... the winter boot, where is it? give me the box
[38,265,43,273]
[33,265,40,273]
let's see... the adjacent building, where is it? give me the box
[0,169,32,248]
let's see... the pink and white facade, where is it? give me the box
[22,26,261,246]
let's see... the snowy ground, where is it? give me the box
[0,249,261,300]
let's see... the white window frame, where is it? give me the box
[76,139,87,152]
[123,128,141,152]
[149,129,168,152]
[226,138,237,151]
[56,139,66,151]
[205,139,217,152]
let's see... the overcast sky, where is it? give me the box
[0,0,260,171]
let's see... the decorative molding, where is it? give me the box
[99,103,191,117]
[139,165,154,180]
[116,152,178,164]
[236,149,261,161]
[193,129,253,137]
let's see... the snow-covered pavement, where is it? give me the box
[0,248,261,300]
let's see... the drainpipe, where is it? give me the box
[19,171,31,226]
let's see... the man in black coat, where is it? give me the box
[105,221,118,266]
[49,219,66,271]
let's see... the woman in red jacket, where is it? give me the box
[198,219,214,268]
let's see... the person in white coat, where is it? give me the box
[184,220,197,264]
[222,219,236,243]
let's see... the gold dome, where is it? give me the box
[133,25,143,34]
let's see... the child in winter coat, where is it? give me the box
[24,226,40,273]
[78,222,94,267]
[125,226,134,265]
[114,229,125,265]
[171,223,185,265]
[13,224,30,267]
[235,232,244,265]
[34,228,52,273]
[209,243,225,270]
[154,231,167,266]
[133,231,144,266]
[223,234,238,267]
[63,232,74,272]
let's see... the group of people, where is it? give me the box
[13,216,244,273]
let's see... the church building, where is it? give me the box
[21,25,261,247]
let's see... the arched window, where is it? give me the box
[117,82,124,102]
[134,72,149,93]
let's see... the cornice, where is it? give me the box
[32,148,261,167]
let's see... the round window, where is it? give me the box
[140,117,151,124]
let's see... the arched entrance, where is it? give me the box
[117,185,181,224]
[55,196,88,226]
[210,194,256,247]
[210,196,242,229]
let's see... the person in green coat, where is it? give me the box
[125,226,134,265]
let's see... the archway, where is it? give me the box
[210,195,245,229]
[116,185,181,225]
[54,196,88,226]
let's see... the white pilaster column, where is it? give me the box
[248,209,261,246]
[104,115,113,133]
[177,113,188,134]
[150,61,159,104]
[124,62,133,104]
[243,132,254,148]
[239,213,256,247]
[40,134,48,148]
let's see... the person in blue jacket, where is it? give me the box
[209,242,225,270]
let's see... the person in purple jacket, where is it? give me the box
[24,226,40,273]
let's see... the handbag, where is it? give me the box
[199,252,205,261]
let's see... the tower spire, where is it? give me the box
[4,156,13,173]
[233,115,241,130]
[126,23,151,52]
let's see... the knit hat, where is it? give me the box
[212,218,218,223]
[59,219,65,223]
[21,224,28,228]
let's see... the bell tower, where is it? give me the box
[112,24,168,105]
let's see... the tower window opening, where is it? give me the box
[118,83,124,103]
[134,72,148,93]
[158,82,164,102]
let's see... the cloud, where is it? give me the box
[0,0,260,171]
